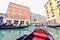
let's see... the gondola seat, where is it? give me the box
[32,32,49,40]
[33,32,48,39]
[32,37,45,40]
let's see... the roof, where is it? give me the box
[9,2,30,9]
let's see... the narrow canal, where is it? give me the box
[0,26,60,40]
[0,26,37,40]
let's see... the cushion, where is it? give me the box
[32,37,45,40]
[33,32,48,39]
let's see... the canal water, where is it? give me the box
[0,26,37,40]
[47,27,60,40]
[0,26,60,40]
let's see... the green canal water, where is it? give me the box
[0,26,60,40]
[0,26,37,40]
[47,27,60,40]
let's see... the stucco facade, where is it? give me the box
[44,0,60,25]
[5,2,30,26]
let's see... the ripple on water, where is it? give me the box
[47,27,60,40]
[0,26,38,40]
[0,32,4,40]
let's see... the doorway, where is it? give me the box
[20,21,24,26]
[26,21,29,26]
[14,20,18,25]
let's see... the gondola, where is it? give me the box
[0,26,28,29]
[0,24,28,29]
[17,26,54,40]
[47,25,60,27]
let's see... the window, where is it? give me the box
[51,9,53,11]
[46,6,47,9]
[49,0,51,1]
[51,7,52,8]
[26,21,29,25]
[53,20,55,21]
[47,15,49,16]
[23,17,25,19]
[53,20,57,24]
[14,20,18,24]
[47,10,48,13]
[47,17,49,19]
[55,0,56,1]
[52,15,55,17]
[59,8,60,14]
[48,21,50,24]
[34,19,36,21]
[18,12,22,15]
[52,12,55,17]
[51,7,53,11]
[7,9,10,13]
[12,9,16,14]
[24,14,26,15]
[52,12,54,14]
[18,16,22,19]
[13,16,16,19]
[50,2,52,6]
[19,14,22,15]
[7,20,12,24]
[13,11,16,14]
[20,21,24,24]
[11,16,13,18]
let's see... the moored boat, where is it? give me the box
[47,24,60,27]
[0,23,28,29]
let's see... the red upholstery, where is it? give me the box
[33,32,48,39]
[32,37,45,40]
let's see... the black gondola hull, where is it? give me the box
[0,26,28,29]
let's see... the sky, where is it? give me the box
[0,0,48,16]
